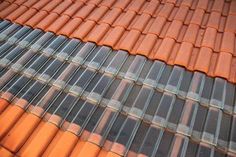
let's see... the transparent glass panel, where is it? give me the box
[18,29,42,48]
[210,78,226,109]
[72,42,95,64]
[30,32,54,52]
[8,26,32,44]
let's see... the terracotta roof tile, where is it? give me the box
[99,0,116,8]
[207,11,221,30]
[158,3,174,19]
[14,8,38,24]
[201,27,217,50]
[86,23,109,43]
[5,5,28,21]
[21,0,38,8]
[71,20,96,40]
[130,14,151,32]
[190,8,205,26]
[165,20,183,40]
[113,10,136,28]
[136,34,157,56]
[118,29,141,53]
[211,0,224,13]
[102,26,125,47]
[58,18,82,36]
[221,32,235,55]
[113,0,131,10]
[225,14,236,33]
[174,42,193,67]
[229,0,236,15]
[154,37,175,61]
[73,4,96,19]
[148,16,166,36]
[35,12,59,30]
[87,6,109,22]
[41,0,62,13]
[99,8,122,26]
[0,3,19,19]
[194,47,212,73]
[125,0,145,13]
[24,10,48,27]
[46,15,70,33]
[214,52,232,79]
[141,1,159,16]
[62,2,84,17]
[32,0,51,11]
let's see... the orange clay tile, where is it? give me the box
[102,26,125,47]
[0,3,19,19]
[154,37,175,61]
[12,0,27,6]
[113,0,130,10]
[99,0,116,8]
[70,139,86,157]
[5,6,28,21]
[51,0,73,15]
[165,20,183,40]
[220,32,235,55]
[158,3,174,19]
[214,52,232,79]
[196,0,208,11]
[190,8,205,26]
[25,10,48,27]
[73,141,101,157]
[70,20,96,40]
[0,105,25,140]
[131,14,151,32]
[73,4,96,19]
[211,0,224,13]
[201,27,217,50]
[136,34,157,56]
[174,42,193,68]
[142,1,159,16]
[21,0,38,8]
[0,146,13,157]
[42,130,64,156]
[225,15,236,33]
[118,30,141,53]
[0,113,41,152]
[229,0,236,15]
[40,0,62,13]
[62,2,84,17]
[17,122,58,157]
[88,0,102,6]
[207,12,221,30]
[174,5,189,22]
[58,17,83,36]
[148,16,166,36]
[32,0,51,11]
[46,15,70,33]
[0,1,11,11]
[87,6,109,22]
[182,24,199,44]
[43,131,78,157]
[14,8,38,25]
[86,23,110,44]
[194,47,213,73]
[99,8,122,26]
[35,12,59,30]
[113,11,136,28]
[0,99,9,114]
[102,151,121,157]
[126,0,145,13]
[230,58,236,82]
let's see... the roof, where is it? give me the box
[0,0,235,82]
[0,0,236,157]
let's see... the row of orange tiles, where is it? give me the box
[0,0,235,83]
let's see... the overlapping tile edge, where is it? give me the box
[0,0,235,83]
[0,21,236,157]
